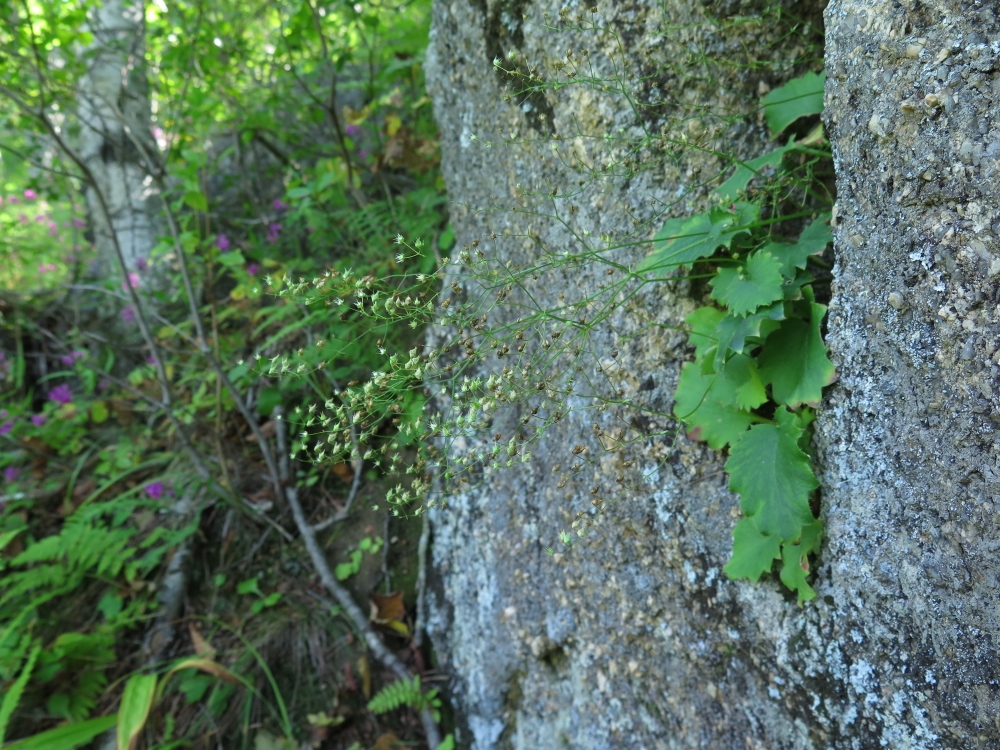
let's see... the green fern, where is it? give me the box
[367,675,441,720]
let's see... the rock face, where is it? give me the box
[423,0,999,747]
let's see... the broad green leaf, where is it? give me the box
[757,302,835,406]
[4,715,118,750]
[725,408,818,540]
[216,250,246,268]
[715,141,794,201]
[763,218,833,278]
[724,518,781,581]
[685,306,725,360]
[709,250,784,316]
[182,191,208,212]
[779,529,822,605]
[673,361,755,449]
[718,353,767,411]
[90,400,109,424]
[117,673,158,750]
[712,302,786,370]
[641,204,754,272]
[761,71,826,137]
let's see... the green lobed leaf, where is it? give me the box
[717,353,767,411]
[673,361,755,449]
[715,141,795,201]
[762,218,833,279]
[709,250,785,316]
[757,302,835,406]
[778,544,814,603]
[725,407,818,540]
[712,302,786,370]
[641,203,757,272]
[685,306,725,360]
[724,518,781,581]
[761,71,826,138]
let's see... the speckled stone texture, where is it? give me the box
[422,0,999,747]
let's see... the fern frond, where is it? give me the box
[367,675,424,715]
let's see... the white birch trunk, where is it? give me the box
[77,0,163,280]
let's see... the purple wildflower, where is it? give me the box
[136,258,148,272]
[145,481,165,500]
[345,124,360,137]
[246,263,260,277]
[357,150,368,160]
[0,420,12,435]
[23,189,37,200]
[73,218,86,229]
[31,414,46,427]
[38,263,57,274]
[215,233,231,251]
[48,222,59,238]
[121,272,140,291]
[266,223,281,243]
[272,199,288,212]
[48,384,73,405]
[121,306,135,323]
[60,351,84,366]
[7,196,18,204]
[4,467,20,482]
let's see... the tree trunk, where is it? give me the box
[423,0,999,747]
[78,0,163,279]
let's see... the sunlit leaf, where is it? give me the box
[761,71,826,137]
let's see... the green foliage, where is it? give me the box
[658,72,834,604]
[367,675,441,722]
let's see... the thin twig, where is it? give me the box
[275,412,440,749]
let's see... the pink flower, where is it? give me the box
[121,306,135,323]
[215,234,231,251]
[23,189,37,200]
[34,213,46,223]
[18,213,28,224]
[31,414,45,427]
[122,272,141,291]
[48,384,73,405]
[266,223,281,243]
[48,222,59,237]
[4,467,19,482]
[145,481,165,500]
[272,199,288,212]
[246,263,260,277]
[38,263,57,274]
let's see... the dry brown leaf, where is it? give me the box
[373,732,400,750]
[370,590,406,623]
[331,462,354,482]
[188,622,217,658]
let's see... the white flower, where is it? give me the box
[394,234,404,244]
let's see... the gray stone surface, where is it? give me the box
[423,0,999,747]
